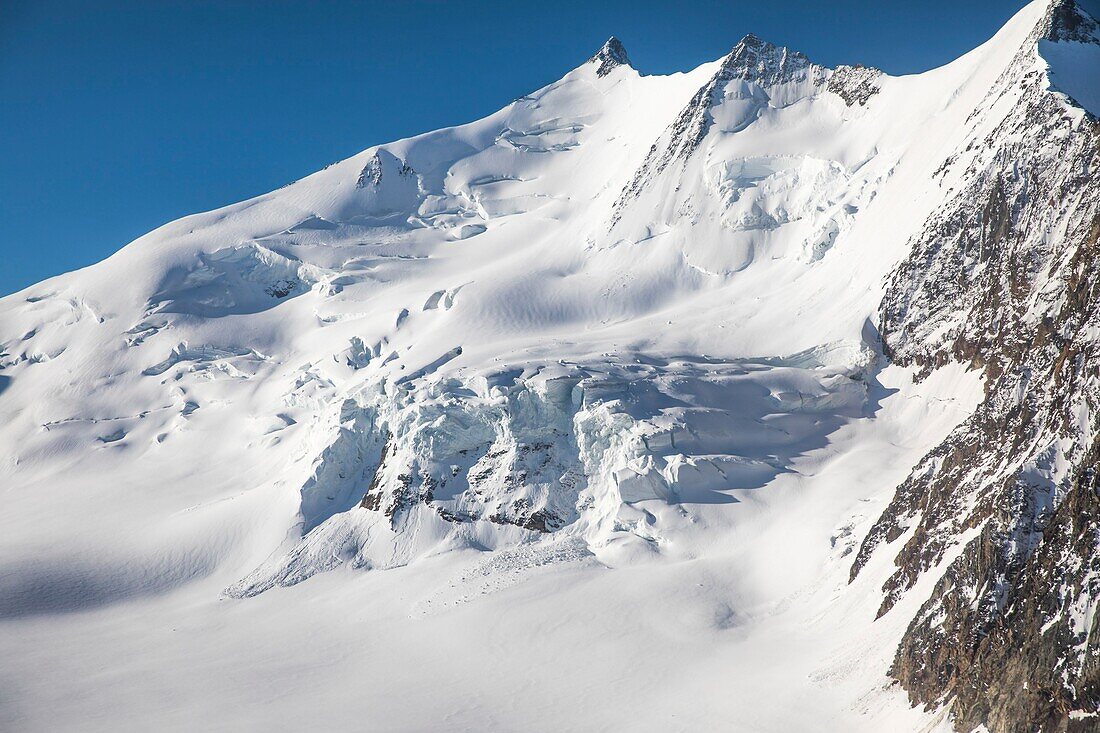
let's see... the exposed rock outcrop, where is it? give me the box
[852,3,1100,730]
[590,36,632,77]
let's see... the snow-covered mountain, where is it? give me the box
[1,1,1098,730]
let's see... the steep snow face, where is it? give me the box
[0,2,1095,731]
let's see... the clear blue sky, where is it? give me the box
[1,0,1028,296]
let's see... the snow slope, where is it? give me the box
[0,2,1094,730]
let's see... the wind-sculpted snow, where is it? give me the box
[0,2,1096,731]
[148,243,329,317]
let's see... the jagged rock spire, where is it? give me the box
[590,36,632,77]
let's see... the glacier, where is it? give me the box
[1,1,1098,731]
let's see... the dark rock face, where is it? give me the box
[1048,0,1100,42]
[851,3,1100,731]
[894,440,1100,733]
[827,64,882,107]
[724,33,817,85]
[264,279,299,298]
[590,36,632,78]
[355,150,415,189]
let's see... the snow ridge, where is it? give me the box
[0,3,1096,731]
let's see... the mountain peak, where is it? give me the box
[1043,0,1100,42]
[734,32,771,50]
[728,32,806,60]
[719,33,813,86]
[590,36,632,77]
[10,5,1100,732]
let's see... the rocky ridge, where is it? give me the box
[851,2,1100,730]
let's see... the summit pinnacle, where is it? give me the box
[590,36,632,77]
